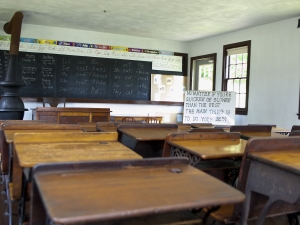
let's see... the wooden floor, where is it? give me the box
[201,211,292,225]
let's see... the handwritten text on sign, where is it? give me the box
[183,91,236,125]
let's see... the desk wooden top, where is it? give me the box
[118,127,189,141]
[15,141,142,167]
[81,127,98,132]
[271,127,290,132]
[248,150,300,174]
[79,122,97,132]
[98,126,118,132]
[168,139,247,159]
[4,129,82,143]
[240,132,287,140]
[112,115,163,122]
[33,162,244,224]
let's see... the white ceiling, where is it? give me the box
[1,0,300,42]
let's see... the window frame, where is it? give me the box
[189,53,217,91]
[222,40,251,115]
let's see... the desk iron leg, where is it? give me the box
[18,169,30,225]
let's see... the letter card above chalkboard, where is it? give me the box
[0,50,151,100]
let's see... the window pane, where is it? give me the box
[227,79,233,91]
[243,53,248,63]
[236,64,242,78]
[234,79,240,93]
[237,54,243,64]
[230,55,236,64]
[229,65,236,78]
[240,79,246,93]
[225,59,229,78]
[198,64,213,91]
[242,64,247,77]
[223,41,251,114]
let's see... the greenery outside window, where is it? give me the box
[222,41,251,115]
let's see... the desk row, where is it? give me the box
[0,121,299,225]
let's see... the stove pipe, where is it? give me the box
[0,11,28,120]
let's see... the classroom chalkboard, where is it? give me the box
[0,50,152,100]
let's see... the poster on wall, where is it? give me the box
[183,91,236,125]
[151,74,186,102]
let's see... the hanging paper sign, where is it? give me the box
[183,91,236,125]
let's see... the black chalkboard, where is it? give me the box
[0,50,152,100]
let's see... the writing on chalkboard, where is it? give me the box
[0,50,151,101]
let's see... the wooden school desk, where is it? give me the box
[207,137,300,225]
[96,122,136,132]
[2,123,82,179]
[240,139,300,225]
[117,124,190,158]
[12,132,142,200]
[30,158,245,225]
[32,107,111,123]
[112,115,163,123]
[12,132,142,225]
[2,124,83,225]
[163,132,246,184]
[163,132,246,165]
[0,120,46,175]
[271,127,291,135]
[239,131,288,140]
[78,122,98,132]
[229,125,288,140]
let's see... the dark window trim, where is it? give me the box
[189,53,217,90]
[222,40,251,115]
[174,52,188,76]
[298,82,300,119]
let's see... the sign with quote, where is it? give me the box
[183,91,236,125]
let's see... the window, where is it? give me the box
[190,53,216,91]
[222,41,251,115]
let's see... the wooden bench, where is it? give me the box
[206,137,300,224]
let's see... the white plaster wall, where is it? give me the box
[188,17,300,129]
[0,22,188,122]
